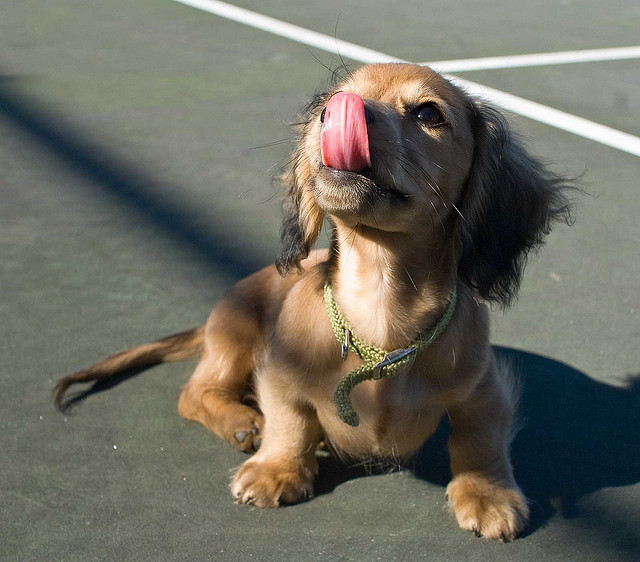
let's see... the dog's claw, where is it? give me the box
[253,438,262,450]
[251,427,259,435]
[473,525,482,538]
[235,431,248,443]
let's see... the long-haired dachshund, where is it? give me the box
[54,63,572,541]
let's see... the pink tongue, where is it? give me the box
[321,93,371,172]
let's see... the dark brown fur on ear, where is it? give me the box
[275,174,322,275]
[458,103,574,306]
[275,98,326,276]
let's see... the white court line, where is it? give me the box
[451,77,640,156]
[172,0,401,63]
[172,0,640,157]
[424,46,640,73]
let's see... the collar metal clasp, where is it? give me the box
[372,346,417,380]
[341,329,350,361]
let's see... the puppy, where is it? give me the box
[54,63,572,541]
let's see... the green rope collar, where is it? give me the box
[324,281,458,427]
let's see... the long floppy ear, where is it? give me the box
[274,128,324,275]
[457,103,573,306]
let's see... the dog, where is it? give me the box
[54,63,572,541]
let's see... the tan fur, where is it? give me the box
[55,63,576,541]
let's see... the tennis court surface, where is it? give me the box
[2,1,639,560]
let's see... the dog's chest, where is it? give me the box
[317,366,444,457]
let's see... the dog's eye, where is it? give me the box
[320,107,326,123]
[414,103,446,127]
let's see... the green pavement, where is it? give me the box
[1,1,639,560]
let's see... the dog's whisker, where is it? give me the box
[394,159,446,233]
[391,152,448,202]
[373,136,454,175]
[390,152,467,224]
[377,137,453,174]
[341,222,361,266]
[332,16,355,83]
[248,138,295,151]
[302,43,339,77]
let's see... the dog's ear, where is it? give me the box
[275,129,324,276]
[457,102,573,306]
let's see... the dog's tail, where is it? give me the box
[53,326,205,411]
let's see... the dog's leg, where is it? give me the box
[178,280,268,453]
[230,368,322,507]
[178,353,263,453]
[445,360,528,541]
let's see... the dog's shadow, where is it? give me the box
[316,346,640,535]
[62,345,640,538]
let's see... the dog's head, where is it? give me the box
[276,63,572,306]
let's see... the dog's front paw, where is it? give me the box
[231,457,316,508]
[446,474,529,541]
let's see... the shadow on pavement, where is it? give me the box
[0,76,266,281]
[314,347,640,547]
[497,347,640,530]
[57,366,157,413]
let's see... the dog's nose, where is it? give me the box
[320,102,374,126]
[320,93,371,172]
[364,105,374,125]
